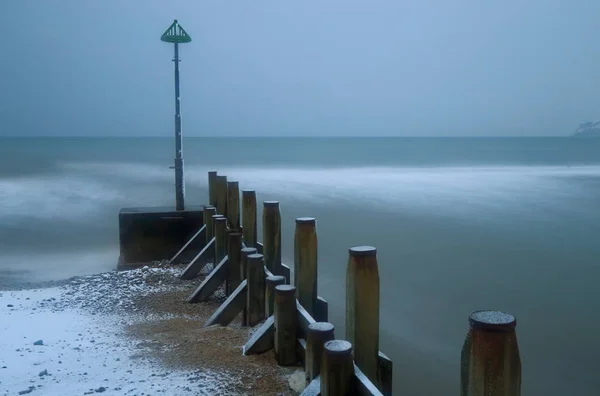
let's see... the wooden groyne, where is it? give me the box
[167,171,522,396]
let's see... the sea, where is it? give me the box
[1,137,599,395]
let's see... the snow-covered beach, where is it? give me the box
[1,264,298,396]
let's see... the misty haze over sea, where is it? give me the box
[1,137,599,395]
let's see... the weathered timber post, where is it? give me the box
[226,181,240,230]
[263,201,282,275]
[321,340,355,396]
[246,253,266,326]
[242,190,257,247]
[208,171,217,208]
[346,246,380,384]
[461,311,521,396]
[226,232,242,296]
[274,284,297,366]
[203,206,217,244]
[294,217,318,317]
[215,175,228,215]
[240,247,257,326]
[265,275,286,317]
[306,322,335,383]
[214,216,228,265]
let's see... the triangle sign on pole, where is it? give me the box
[161,20,192,43]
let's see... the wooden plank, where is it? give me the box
[265,275,286,316]
[188,256,228,303]
[321,340,354,396]
[242,315,274,355]
[214,217,228,264]
[168,224,206,265]
[281,263,291,284]
[246,253,266,326]
[378,351,393,396]
[297,338,307,366]
[306,322,335,383]
[299,376,320,396]
[226,181,240,230]
[294,217,318,316]
[274,285,297,366]
[346,246,380,384]
[262,201,281,275]
[179,237,215,280]
[241,190,257,247]
[215,175,228,215]
[226,232,242,296]
[354,364,384,396]
[296,299,316,339]
[314,296,328,322]
[240,247,257,326]
[203,206,216,244]
[208,171,217,207]
[204,280,247,327]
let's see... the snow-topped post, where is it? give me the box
[461,311,521,396]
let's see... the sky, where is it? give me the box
[0,0,599,137]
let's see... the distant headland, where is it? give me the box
[572,121,600,137]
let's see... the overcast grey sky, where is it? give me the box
[0,0,598,137]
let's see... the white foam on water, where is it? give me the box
[0,175,122,223]
[211,165,600,220]
[61,161,173,183]
[3,161,597,237]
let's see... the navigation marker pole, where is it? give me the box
[161,20,192,211]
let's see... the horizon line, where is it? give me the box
[0,135,573,139]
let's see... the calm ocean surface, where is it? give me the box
[1,137,599,394]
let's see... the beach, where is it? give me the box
[0,262,299,396]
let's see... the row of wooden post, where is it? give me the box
[202,171,521,396]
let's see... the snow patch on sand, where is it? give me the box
[0,267,238,396]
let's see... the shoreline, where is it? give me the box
[0,263,298,395]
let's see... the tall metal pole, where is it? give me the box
[161,19,191,211]
[173,42,185,211]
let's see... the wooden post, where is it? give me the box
[294,217,318,316]
[263,201,282,275]
[461,311,521,396]
[226,232,242,296]
[214,216,228,265]
[346,246,379,384]
[203,206,217,244]
[242,190,257,247]
[215,175,228,215]
[240,247,257,326]
[246,253,266,327]
[321,340,355,396]
[306,322,335,384]
[226,181,240,230]
[274,284,297,366]
[265,275,286,317]
[208,171,218,208]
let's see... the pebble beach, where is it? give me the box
[0,262,302,396]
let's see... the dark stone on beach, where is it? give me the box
[95,387,106,393]
[1,365,6,368]
[7,304,13,307]
[18,386,35,395]
[39,369,48,377]
[33,340,43,346]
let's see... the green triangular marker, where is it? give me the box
[161,20,192,43]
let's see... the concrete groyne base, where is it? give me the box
[118,205,205,270]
